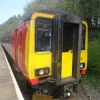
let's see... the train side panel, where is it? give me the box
[11,21,30,78]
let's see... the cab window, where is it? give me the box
[36,18,52,52]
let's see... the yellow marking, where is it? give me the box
[62,51,73,78]
[81,21,88,69]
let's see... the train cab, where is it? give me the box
[11,10,88,98]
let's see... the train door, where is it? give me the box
[62,23,76,78]
[52,16,81,84]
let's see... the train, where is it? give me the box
[2,10,88,99]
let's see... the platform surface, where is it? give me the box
[0,44,18,100]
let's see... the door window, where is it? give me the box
[63,23,78,52]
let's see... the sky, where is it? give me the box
[0,0,33,25]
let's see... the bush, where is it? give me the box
[88,36,100,75]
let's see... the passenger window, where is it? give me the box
[81,24,86,50]
[36,18,52,51]
[20,31,22,46]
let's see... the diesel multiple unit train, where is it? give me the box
[2,10,88,99]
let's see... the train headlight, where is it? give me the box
[35,68,50,76]
[39,69,44,75]
[80,63,85,68]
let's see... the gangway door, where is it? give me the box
[52,15,82,85]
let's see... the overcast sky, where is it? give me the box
[0,0,33,25]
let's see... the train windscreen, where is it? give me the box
[36,18,52,51]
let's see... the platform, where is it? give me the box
[0,44,23,100]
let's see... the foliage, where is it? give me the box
[24,0,100,18]
[86,36,100,88]
[23,0,82,16]
[56,0,81,16]
[88,36,100,75]
[79,0,100,17]
[0,16,19,40]
[23,0,62,16]
[88,29,100,41]
[88,29,100,75]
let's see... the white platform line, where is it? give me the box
[1,46,24,100]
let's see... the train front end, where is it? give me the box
[25,10,86,98]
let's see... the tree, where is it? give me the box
[23,0,64,16]
[79,0,100,17]
[56,0,81,16]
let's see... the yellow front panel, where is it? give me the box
[62,51,73,78]
[29,13,55,79]
[31,53,52,78]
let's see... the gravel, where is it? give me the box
[77,80,100,100]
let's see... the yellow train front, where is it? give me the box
[10,10,88,98]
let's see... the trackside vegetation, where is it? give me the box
[86,29,100,88]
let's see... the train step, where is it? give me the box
[32,94,53,100]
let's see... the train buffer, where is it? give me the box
[0,44,24,100]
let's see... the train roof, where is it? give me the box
[24,9,81,23]
[12,9,81,31]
